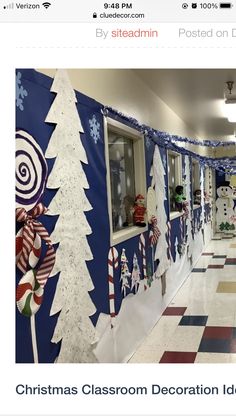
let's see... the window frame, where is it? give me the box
[192,158,201,208]
[167,150,182,219]
[104,116,147,246]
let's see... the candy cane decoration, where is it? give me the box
[167,221,172,261]
[149,215,161,276]
[149,215,161,246]
[108,247,119,327]
[139,234,147,290]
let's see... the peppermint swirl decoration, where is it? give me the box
[16,269,44,317]
[16,130,48,211]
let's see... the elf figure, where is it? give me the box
[131,253,141,293]
[120,249,131,297]
[133,194,146,227]
[174,185,186,212]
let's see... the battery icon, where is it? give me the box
[219,2,232,7]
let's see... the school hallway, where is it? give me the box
[129,236,236,363]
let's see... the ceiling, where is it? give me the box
[134,69,236,141]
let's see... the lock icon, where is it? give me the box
[93,12,97,18]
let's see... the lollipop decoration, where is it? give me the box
[16,269,44,317]
[15,130,55,362]
[16,130,48,212]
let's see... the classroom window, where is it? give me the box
[105,117,147,245]
[167,150,182,213]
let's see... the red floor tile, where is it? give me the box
[162,307,187,316]
[159,351,197,363]
[203,326,233,340]
[225,258,236,264]
[207,265,224,269]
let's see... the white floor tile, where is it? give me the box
[164,326,204,352]
[195,353,230,363]
[129,348,164,363]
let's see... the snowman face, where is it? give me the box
[217,186,232,198]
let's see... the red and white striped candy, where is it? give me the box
[108,247,119,327]
[16,227,41,268]
[139,234,147,290]
[149,215,161,246]
[167,221,172,261]
[16,269,44,317]
[16,204,55,289]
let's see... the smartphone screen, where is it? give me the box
[1,0,236,418]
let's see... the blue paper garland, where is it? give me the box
[103,106,236,174]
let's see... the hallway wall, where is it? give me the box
[38,69,209,157]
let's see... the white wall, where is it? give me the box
[38,69,199,135]
[38,68,212,156]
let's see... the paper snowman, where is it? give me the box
[216,181,235,232]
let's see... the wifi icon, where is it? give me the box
[42,2,51,8]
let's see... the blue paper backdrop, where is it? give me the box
[16,69,209,363]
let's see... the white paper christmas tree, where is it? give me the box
[153,146,170,278]
[45,69,97,362]
[131,253,141,293]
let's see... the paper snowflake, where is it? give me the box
[145,137,151,149]
[16,71,28,111]
[89,114,100,144]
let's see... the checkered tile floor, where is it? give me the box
[129,238,236,363]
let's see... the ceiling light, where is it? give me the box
[225,81,236,123]
[225,99,236,123]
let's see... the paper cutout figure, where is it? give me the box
[45,69,97,363]
[120,249,131,297]
[131,253,141,293]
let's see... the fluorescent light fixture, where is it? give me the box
[225,99,236,123]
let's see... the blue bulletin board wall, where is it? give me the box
[16,69,212,363]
